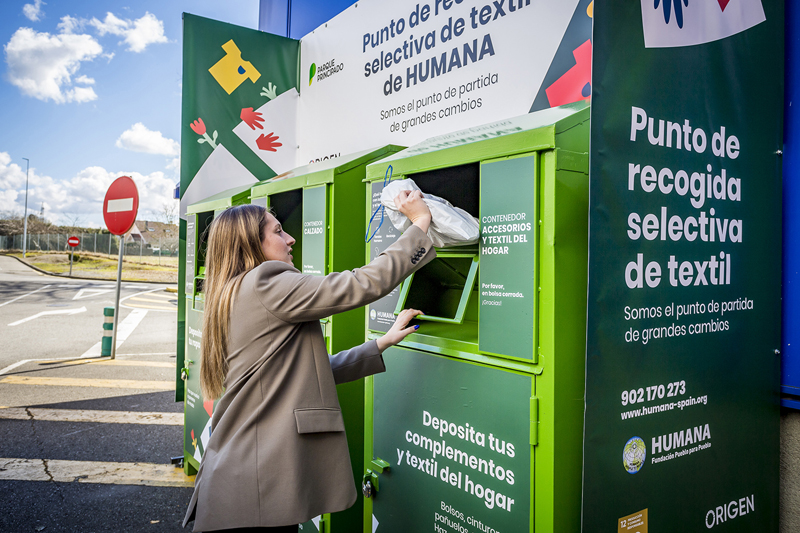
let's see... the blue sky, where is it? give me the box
[0,0,264,227]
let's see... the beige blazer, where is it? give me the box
[184,225,435,531]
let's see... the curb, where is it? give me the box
[0,253,178,287]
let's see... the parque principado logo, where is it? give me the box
[641,0,765,48]
[308,58,344,86]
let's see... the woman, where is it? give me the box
[184,190,435,532]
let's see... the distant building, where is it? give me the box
[123,220,178,249]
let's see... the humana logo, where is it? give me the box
[652,423,710,454]
[641,0,765,48]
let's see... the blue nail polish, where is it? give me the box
[414,325,420,330]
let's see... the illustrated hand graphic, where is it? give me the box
[240,107,264,130]
[655,0,689,29]
[260,82,278,100]
[256,132,282,152]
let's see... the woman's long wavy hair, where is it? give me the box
[200,204,268,400]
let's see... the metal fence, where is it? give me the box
[0,233,179,260]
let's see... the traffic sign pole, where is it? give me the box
[70,249,73,276]
[110,237,124,360]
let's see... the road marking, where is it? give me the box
[0,376,173,390]
[118,352,176,356]
[58,284,115,289]
[38,359,173,368]
[80,308,148,357]
[129,296,175,304]
[133,293,174,300]
[126,305,176,311]
[0,458,194,487]
[0,354,176,376]
[72,288,114,300]
[116,308,147,339]
[0,407,182,425]
[121,288,176,312]
[0,357,82,376]
[8,306,87,326]
[0,360,32,376]
[0,285,53,308]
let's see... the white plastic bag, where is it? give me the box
[380,179,480,248]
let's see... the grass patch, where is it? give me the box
[7,252,178,283]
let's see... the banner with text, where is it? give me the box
[297,0,593,163]
[584,1,783,531]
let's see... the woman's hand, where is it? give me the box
[376,308,423,352]
[394,190,432,233]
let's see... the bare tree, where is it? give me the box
[59,212,86,232]
[0,211,56,236]
[160,201,178,226]
[0,211,23,236]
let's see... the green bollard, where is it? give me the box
[101,307,114,357]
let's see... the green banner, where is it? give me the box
[180,14,299,199]
[177,13,299,400]
[584,2,783,531]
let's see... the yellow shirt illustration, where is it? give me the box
[209,40,261,95]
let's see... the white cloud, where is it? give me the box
[0,151,175,226]
[75,75,95,85]
[90,12,128,36]
[166,156,181,172]
[22,0,45,22]
[57,15,82,34]
[90,12,167,53]
[116,123,180,156]
[4,27,102,103]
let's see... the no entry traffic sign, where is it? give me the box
[103,176,139,236]
[67,236,80,247]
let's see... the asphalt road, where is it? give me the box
[0,255,192,533]
[0,255,178,369]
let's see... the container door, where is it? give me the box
[185,214,196,296]
[367,347,532,532]
[302,185,328,276]
[183,306,214,473]
[479,155,540,362]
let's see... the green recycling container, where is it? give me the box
[181,183,254,477]
[362,102,590,533]
[250,145,404,533]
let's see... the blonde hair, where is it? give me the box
[200,204,268,400]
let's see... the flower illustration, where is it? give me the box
[190,117,218,149]
[190,118,206,135]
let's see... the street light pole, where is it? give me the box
[21,158,30,258]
